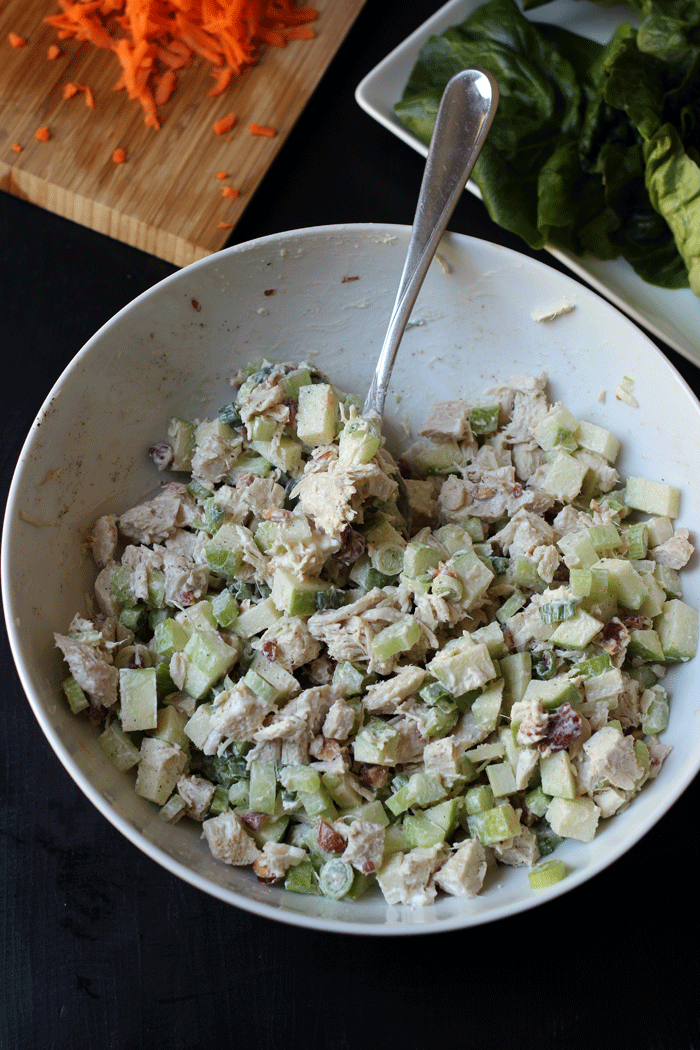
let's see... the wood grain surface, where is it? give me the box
[0,0,365,265]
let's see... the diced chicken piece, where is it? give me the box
[292,458,397,538]
[511,696,549,747]
[376,845,448,907]
[237,475,286,518]
[498,373,549,445]
[506,599,555,651]
[191,419,242,487]
[391,717,427,764]
[492,827,540,867]
[284,685,342,737]
[515,747,540,790]
[647,739,672,779]
[438,467,554,524]
[423,737,463,788]
[434,839,487,898]
[512,442,546,483]
[239,376,287,423]
[575,449,618,493]
[210,484,250,525]
[177,774,215,821]
[257,616,322,672]
[120,543,164,602]
[651,528,694,570]
[582,726,643,791]
[593,786,628,818]
[551,504,588,539]
[134,737,187,805]
[202,682,275,755]
[161,549,209,609]
[202,811,261,866]
[87,514,118,568]
[363,666,427,714]
[322,697,356,741]
[253,842,306,881]
[54,633,118,707]
[118,483,198,545]
[419,400,472,443]
[342,820,385,874]
[493,508,554,559]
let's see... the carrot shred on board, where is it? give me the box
[11,142,23,153]
[217,221,233,228]
[213,111,235,135]
[215,170,227,178]
[47,43,62,58]
[9,32,28,47]
[42,0,317,128]
[35,126,52,141]
[222,185,239,198]
[112,146,127,162]
[248,122,275,137]
[63,81,79,98]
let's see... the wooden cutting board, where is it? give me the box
[0,0,365,266]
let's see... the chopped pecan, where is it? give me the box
[261,639,278,663]
[148,443,173,470]
[600,617,629,655]
[252,854,280,884]
[317,818,346,855]
[283,398,297,427]
[539,702,582,753]
[359,765,388,791]
[471,484,496,501]
[622,614,652,631]
[262,507,294,523]
[512,482,524,498]
[309,736,349,763]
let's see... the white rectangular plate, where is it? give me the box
[355,0,700,369]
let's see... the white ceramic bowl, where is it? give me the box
[4,224,700,935]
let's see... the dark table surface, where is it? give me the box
[2,3,700,1048]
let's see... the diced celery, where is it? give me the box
[574,652,614,678]
[512,556,547,593]
[153,617,191,661]
[285,858,318,895]
[586,522,623,553]
[385,772,447,816]
[467,803,521,845]
[450,550,494,606]
[251,436,302,476]
[500,651,532,710]
[211,588,239,628]
[280,367,313,399]
[352,720,400,765]
[183,702,213,749]
[62,676,89,714]
[371,616,421,661]
[248,761,277,815]
[99,721,141,772]
[271,568,330,617]
[524,786,551,819]
[655,599,699,661]
[557,530,598,571]
[235,597,281,638]
[522,676,579,711]
[532,404,579,453]
[647,516,674,547]
[626,522,648,560]
[332,660,375,697]
[627,629,665,663]
[279,765,321,794]
[403,541,442,577]
[529,858,567,892]
[159,794,187,823]
[469,403,499,435]
[243,669,280,703]
[403,798,460,848]
[496,589,526,623]
[642,689,670,735]
[539,597,578,624]
[433,524,473,556]
[654,564,682,599]
[167,418,196,471]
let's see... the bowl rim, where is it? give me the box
[4,221,700,935]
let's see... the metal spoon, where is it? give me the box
[363,67,499,418]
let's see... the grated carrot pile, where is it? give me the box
[248,122,275,136]
[9,32,28,47]
[43,0,317,130]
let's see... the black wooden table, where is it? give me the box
[2,3,699,1047]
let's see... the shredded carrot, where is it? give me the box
[63,81,95,107]
[215,170,227,178]
[47,43,62,58]
[42,0,317,129]
[208,66,232,97]
[213,111,236,135]
[9,32,28,47]
[217,221,233,228]
[35,126,52,141]
[248,122,275,137]
[63,81,80,99]
[222,185,239,199]
[112,146,127,162]
[11,142,23,153]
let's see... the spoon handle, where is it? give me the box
[363,67,499,418]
